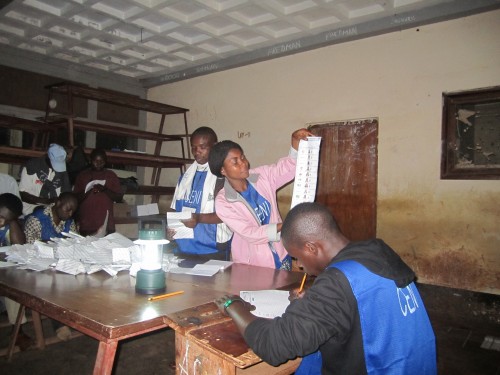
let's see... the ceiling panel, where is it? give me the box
[0,0,498,88]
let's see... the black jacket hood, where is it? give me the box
[331,239,415,288]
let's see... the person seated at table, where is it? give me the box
[23,192,78,244]
[0,192,33,350]
[73,148,123,236]
[208,128,313,270]
[215,202,437,375]
[0,193,25,247]
[18,143,71,216]
[22,192,80,341]
[169,126,232,261]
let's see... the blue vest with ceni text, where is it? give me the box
[296,260,437,375]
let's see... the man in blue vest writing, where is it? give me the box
[215,202,436,375]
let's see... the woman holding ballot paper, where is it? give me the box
[208,128,313,270]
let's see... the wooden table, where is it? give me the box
[0,264,303,374]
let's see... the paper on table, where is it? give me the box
[239,290,291,318]
[61,231,85,239]
[204,259,233,270]
[291,136,322,209]
[84,179,106,193]
[168,263,220,276]
[0,261,17,268]
[0,245,10,253]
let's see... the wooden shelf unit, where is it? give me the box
[0,114,57,150]
[42,82,193,202]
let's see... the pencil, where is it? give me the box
[298,273,307,293]
[148,290,184,301]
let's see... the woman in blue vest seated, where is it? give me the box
[24,192,78,244]
[215,202,436,375]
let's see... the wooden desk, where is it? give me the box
[168,303,301,375]
[0,264,303,374]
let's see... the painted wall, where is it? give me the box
[148,10,500,294]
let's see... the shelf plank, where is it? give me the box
[0,146,192,168]
[42,117,184,142]
[47,83,189,115]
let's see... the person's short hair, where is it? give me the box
[57,192,78,206]
[90,148,107,161]
[208,140,243,177]
[282,202,341,247]
[0,193,23,218]
[191,126,218,144]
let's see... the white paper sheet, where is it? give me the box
[204,260,233,270]
[0,245,10,254]
[239,290,290,318]
[291,136,322,209]
[84,179,107,193]
[168,264,220,276]
[167,210,194,239]
[136,203,159,216]
[0,261,17,268]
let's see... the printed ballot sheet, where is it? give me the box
[291,136,322,209]
[239,290,290,318]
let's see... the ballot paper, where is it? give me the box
[0,245,10,254]
[136,203,159,216]
[168,263,221,277]
[167,210,194,239]
[0,261,17,268]
[84,179,106,193]
[291,136,322,209]
[204,259,233,270]
[5,233,139,276]
[239,290,290,318]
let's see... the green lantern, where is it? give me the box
[134,229,168,295]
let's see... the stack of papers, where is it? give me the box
[3,233,141,276]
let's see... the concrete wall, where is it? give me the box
[148,10,500,294]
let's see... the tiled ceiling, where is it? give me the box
[0,0,499,88]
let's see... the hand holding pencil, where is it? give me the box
[289,273,307,301]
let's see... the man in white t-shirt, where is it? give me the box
[19,143,71,216]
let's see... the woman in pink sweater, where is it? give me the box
[208,128,313,269]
